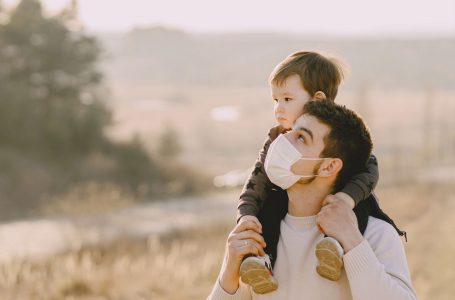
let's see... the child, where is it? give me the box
[237,51,405,294]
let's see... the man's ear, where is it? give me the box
[313,91,327,100]
[318,158,342,177]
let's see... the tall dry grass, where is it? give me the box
[376,183,455,300]
[0,223,231,300]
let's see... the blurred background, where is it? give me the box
[0,0,454,299]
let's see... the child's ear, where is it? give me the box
[313,91,327,100]
[318,158,342,177]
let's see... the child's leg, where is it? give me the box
[259,188,288,267]
[353,195,372,235]
[240,188,287,294]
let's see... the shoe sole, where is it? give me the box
[240,259,278,294]
[315,238,343,281]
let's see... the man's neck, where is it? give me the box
[287,181,332,217]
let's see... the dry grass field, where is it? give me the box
[0,183,454,300]
[0,221,231,300]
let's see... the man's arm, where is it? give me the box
[208,260,252,300]
[343,222,417,300]
[207,219,265,300]
[317,196,417,300]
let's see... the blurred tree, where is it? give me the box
[157,123,183,160]
[0,1,207,220]
[0,0,110,161]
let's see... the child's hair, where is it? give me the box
[303,99,372,193]
[269,51,347,101]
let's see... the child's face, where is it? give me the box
[271,74,312,130]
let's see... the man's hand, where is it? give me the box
[219,217,266,294]
[238,215,263,233]
[316,195,364,253]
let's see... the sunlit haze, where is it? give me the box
[3,0,455,35]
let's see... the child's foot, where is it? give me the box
[315,237,344,281]
[240,255,278,294]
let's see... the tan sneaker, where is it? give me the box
[240,255,278,294]
[315,237,344,281]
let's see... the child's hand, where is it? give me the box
[239,215,263,234]
[332,192,355,209]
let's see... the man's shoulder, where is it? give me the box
[366,216,397,234]
[364,216,403,247]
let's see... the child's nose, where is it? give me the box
[275,101,285,112]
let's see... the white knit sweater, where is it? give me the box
[208,215,417,300]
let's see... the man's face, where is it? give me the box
[284,114,330,178]
[271,74,312,130]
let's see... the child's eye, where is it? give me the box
[284,97,292,102]
[298,134,305,142]
[273,98,278,102]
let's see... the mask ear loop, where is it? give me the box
[293,158,331,178]
[299,174,320,178]
[295,157,332,161]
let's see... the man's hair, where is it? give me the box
[303,100,373,192]
[269,51,346,101]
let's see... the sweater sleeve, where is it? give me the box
[340,154,379,206]
[207,279,252,300]
[237,126,282,221]
[343,220,417,300]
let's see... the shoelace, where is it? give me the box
[264,256,272,270]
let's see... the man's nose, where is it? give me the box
[283,131,295,144]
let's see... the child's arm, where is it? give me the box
[237,126,282,222]
[336,154,379,208]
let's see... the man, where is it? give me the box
[208,100,417,299]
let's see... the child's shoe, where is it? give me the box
[240,255,278,294]
[315,237,344,281]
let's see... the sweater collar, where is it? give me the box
[284,213,317,231]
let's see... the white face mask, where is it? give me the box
[264,134,331,189]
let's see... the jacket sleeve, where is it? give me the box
[236,126,282,222]
[340,154,379,206]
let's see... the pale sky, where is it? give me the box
[3,0,455,35]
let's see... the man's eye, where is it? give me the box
[298,134,305,142]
